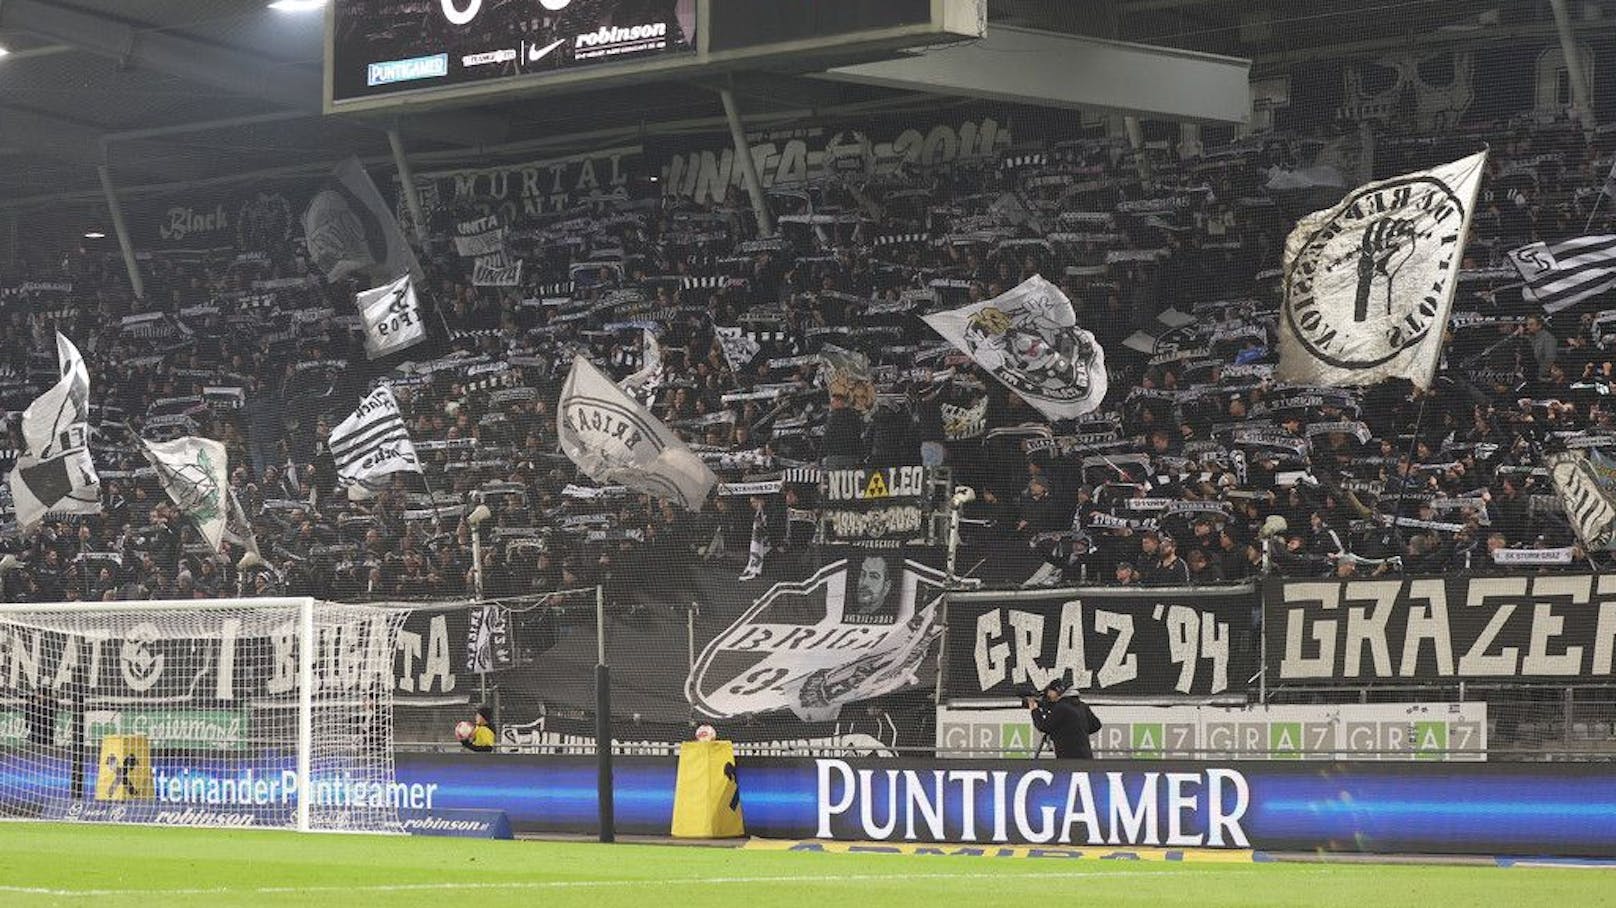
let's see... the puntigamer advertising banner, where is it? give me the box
[376,754,1616,857]
[1264,575,1616,684]
[944,586,1257,699]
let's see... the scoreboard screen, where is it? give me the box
[328,0,697,109]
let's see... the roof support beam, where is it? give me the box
[815,25,1250,124]
[0,0,320,111]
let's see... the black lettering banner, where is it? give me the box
[944,586,1256,699]
[1264,575,1616,684]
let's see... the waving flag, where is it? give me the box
[6,333,99,530]
[1547,449,1616,551]
[1508,235,1616,314]
[618,329,664,405]
[330,385,422,488]
[559,357,716,512]
[1277,151,1486,390]
[141,436,230,551]
[357,274,428,359]
[923,275,1107,420]
[303,157,423,286]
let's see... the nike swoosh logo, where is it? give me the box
[527,38,566,63]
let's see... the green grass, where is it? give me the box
[0,824,1613,908]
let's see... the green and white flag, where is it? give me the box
[141,436,230,552]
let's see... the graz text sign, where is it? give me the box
[1264,575,1616,684]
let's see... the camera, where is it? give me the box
[1014,677,1072,703]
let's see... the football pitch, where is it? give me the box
[2,824,1614,908]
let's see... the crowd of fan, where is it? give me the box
[1,110,1615,604]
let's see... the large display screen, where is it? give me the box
[328,0,697,107]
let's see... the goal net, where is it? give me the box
[0,597,407,833]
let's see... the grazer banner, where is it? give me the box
[945,586,1256,700]
[1264,575,1616,684]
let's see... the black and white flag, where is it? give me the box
[739,505,770,581]
[472,257,523,287]
[923,275,1108,420]
[6,333,99,530]
[558,357,717,512]
[1508,235,1616,314]
[357,274,428,359]
[618,329,664,406]
[941,396,988,440]
[1277,151,1486,390]
[140,435,230,552]
[714,326,760,374]
[303,157,424,286]
[1546,449,1616,551]
[330,385,422,488]
[1122,308,1201,357]
[453,215,507,259]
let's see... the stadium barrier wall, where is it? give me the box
[381,753,1616,858]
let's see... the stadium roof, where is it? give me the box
[0,0,1589,210]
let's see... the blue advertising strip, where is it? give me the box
[6,751,1615,857]
[391,754,677,836]
[389,754,1616,857]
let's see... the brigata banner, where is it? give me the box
[1264,575,1616,684]
[944,586,1256,700]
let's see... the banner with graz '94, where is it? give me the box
[942,586,1257,700]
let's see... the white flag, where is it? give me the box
[558,357,717,512]
[303,157,424,286]
[922,274,1107,420]
[223,488,260,557]
[1277,151,1487,390]
[6,333,99,530]
[618,329,663,405]
[714,326,760,374]
[357,274,428,359]
[141,436,230,551]
[330,385,422,487]
[1546,449,1616,551]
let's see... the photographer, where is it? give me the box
[1023,679,1102,760]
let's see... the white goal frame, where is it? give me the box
[0,596,398,834]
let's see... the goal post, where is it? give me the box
[0,597,408,834]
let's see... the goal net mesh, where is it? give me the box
[0,599,406,832]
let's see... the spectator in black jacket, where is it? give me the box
[821,393,864,470]
[1143,534,1191,586]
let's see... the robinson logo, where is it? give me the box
[576,23,670,49]
[1285,175,1468,369]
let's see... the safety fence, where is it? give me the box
[375,570,1616,762]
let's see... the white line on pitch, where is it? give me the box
[0,868,1265,898]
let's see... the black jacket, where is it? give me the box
[1030,697,1103,759]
